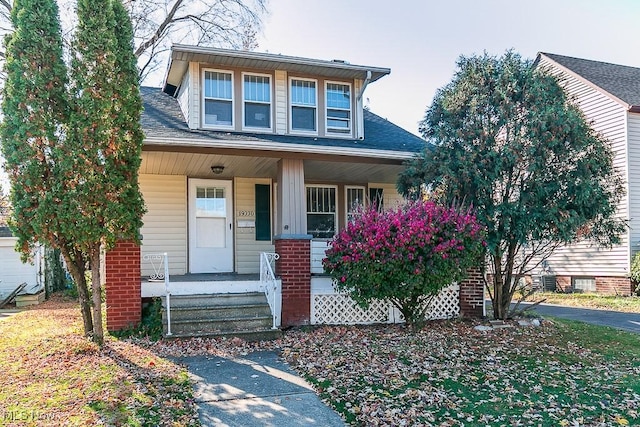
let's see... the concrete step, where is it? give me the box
[164,315,273,336]
[165,328,283,342]
[162,304,272,322]
[162,292,267,308]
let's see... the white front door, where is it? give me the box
[188,179,234,273]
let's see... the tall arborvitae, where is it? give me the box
[65,0,144,344]
[0,0,95,336]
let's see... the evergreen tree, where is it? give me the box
[0,0,95,335]
[64,0,145,345]
[399,51,626,319]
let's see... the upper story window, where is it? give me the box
[203,69,233,128]
[326,82,351,134]
[290,78,317,133]
[243,73,271,130]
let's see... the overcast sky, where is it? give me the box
[255,0,640,135]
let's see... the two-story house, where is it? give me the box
[533,53,640,295]
[104,45,485,336]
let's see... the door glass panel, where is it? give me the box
[196,187,226,217]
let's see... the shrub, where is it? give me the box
[323,200,485,328]
[630,252,640,295]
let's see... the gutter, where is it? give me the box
[357,70,372,101]
[143,136,416,161]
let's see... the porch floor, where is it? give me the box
[142,273,260,283]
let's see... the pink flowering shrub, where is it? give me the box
[323,200,485,328]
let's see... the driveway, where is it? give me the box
[516,301,640,334]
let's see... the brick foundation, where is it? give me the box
[554,275,633,296]
[459,268,484,317]
[275,236,312,327]
[105,240,141,331]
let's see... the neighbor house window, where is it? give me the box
[306,185,336,238]
[203,70,233,127]
[346,186,365,222]
[290,78,317,132]
[572,277,596,293]
[243,73,271,129]
[326,82,351,134]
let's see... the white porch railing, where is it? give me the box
[259,252,280,329]
[143,252,171,336]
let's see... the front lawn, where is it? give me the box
[0,295,199,426]
[147,318,640,426]
[3,296,640,426]
[521,292,640,313]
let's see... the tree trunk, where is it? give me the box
[61,250,93,337]
[90,247,104,346]
[493,255,507,319]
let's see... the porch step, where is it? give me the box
[161,292,279,340]
[164,328,283,342]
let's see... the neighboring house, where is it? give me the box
[0,226,41,301]
[534,52,640,295]
[104,45,485,334]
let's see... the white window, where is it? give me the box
[326,82,351,134]
[573,277,596,292]
[290,78,317,132]
[203,70,233,128]
[346,186,365,223]
[306,185,336,238]
[243,73,271,130]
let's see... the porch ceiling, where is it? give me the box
[140,151,405,184]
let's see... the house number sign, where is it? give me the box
[237,210,254,217]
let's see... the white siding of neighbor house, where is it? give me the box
[275,70,287,135]
[536,56,629,277]
[139,174,188,276]
[234,178,275,274]
[627,112,640,261]
[177,71,190,127]
[0,237,39,299]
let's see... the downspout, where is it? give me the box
[357,70,372,101]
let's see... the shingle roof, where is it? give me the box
[541,53,640,107]
[140,86,425,154]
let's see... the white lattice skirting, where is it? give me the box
[310,284,460,325]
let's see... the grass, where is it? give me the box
[0,294,199,426]
[521,291,640,313]
[275,320,640,426]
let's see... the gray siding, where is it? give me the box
[537,56,629,277]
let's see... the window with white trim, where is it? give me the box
[306,185,336,238]
[346,186,365,223]
[203,70,233,127]
[243,73,271,129]
[326,82,351,134]
[291,78,317,132]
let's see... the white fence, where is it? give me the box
[310,277,460,325]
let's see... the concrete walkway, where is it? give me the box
[175,351,346,427]
[517,301,640,334]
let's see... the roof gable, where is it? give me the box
[539,52,640,108]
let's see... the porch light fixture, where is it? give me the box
[211,165,225,174]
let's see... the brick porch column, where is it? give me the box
[105,240,141,331]
[275,235,312,327]
[459,267,484,317]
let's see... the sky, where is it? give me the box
[254,0,640,136]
